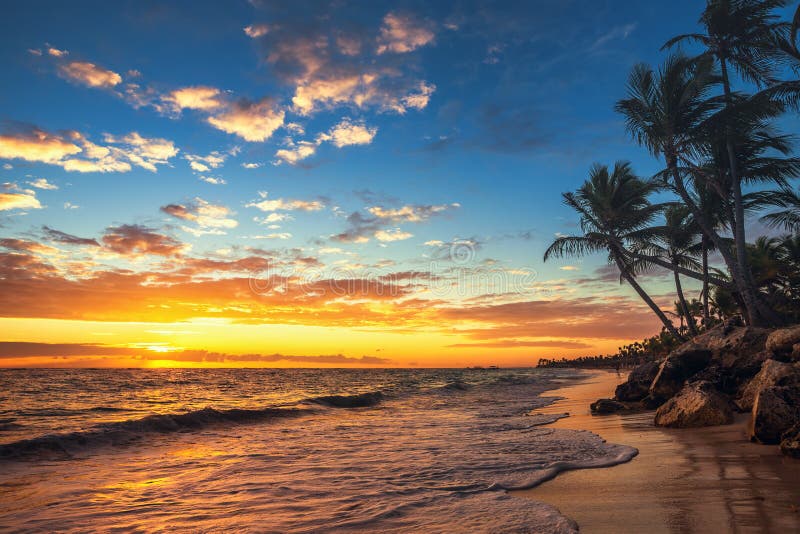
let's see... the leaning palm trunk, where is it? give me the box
[613,254,684,341]
[673,258,698,336]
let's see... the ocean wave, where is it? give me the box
[310,391,384,408]
[0,406,308,460]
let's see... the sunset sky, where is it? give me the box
[0,0,713,368]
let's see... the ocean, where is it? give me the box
[0,368,636,532]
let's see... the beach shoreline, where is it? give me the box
[515,370,800,533]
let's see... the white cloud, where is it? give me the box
[374,228,413,242]
[185,151,226,172]
[27,178,59,190]
[274,141,318,165]
[250,233,292,240]
[367,203,459,222]
[198,175,226,185]
[317,119,377,148]
[244,24,270,38]
[246,191,324,212]
[63,201,79,210]
[242,162,262,169]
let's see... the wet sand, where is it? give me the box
[515,371,800,533]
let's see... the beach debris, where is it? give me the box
[654,381,734,428]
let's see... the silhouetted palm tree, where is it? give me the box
[544,162,683,340]
[755,187,800,232]
[663,0,789,325]
[644,205,703,335]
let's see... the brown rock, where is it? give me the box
[614,361,659,402]
[750,385,800,444]
[590,398,628,414]
[780,425,800,459]
[649,345,712,401]
[766,325,800,357]
[737,359,800,412]
[654,381,734,428]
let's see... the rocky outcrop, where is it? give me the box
[614,361,659,402]
[590,398,629,414]
[654,381,734,428]
[766,325,800,359]
[737,360,800,411]
[649,345,712,402]
[750,385,800,444]
[780,425,800,459]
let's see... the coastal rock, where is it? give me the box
[750,385,800,444]
[590,398,628,414]
[737,359,800,412]
[780,425,800,459]
[614,361,659,402]
[766,325,800,358]
[649,344,712,401]
[654,381,733,428]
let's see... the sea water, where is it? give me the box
[0,368,636,532]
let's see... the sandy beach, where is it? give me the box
[516,371,800,533]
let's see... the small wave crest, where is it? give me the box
[310,391,383,408]
[0,406,308,461]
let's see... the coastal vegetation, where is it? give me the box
[545,0,800,332]
[542,1,800,459]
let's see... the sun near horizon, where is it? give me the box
[0,1,727,369]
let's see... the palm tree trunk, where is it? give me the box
[673,257,698,337]
[667,164,756,324]
[719,58,772,327]
[613,254,684,341]
[702,237,710,327]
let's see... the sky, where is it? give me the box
[0,0,740,368]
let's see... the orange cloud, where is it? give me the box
[376,12,435,54]
[59,61,122,88]
[207,99,285,142]
[101,225,187,257]
[163,86,223,112]
[0,129,81,163]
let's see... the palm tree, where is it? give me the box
[755,187,800,232]
[613,54,759,314]
[642,205,703,336]
[663,0,788,325]
[544,162,684,340]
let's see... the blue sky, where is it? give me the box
[1,0,783,367]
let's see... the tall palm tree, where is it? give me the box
[663,0,788,325]
[544,162,684,340]
[613,54,759,315]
